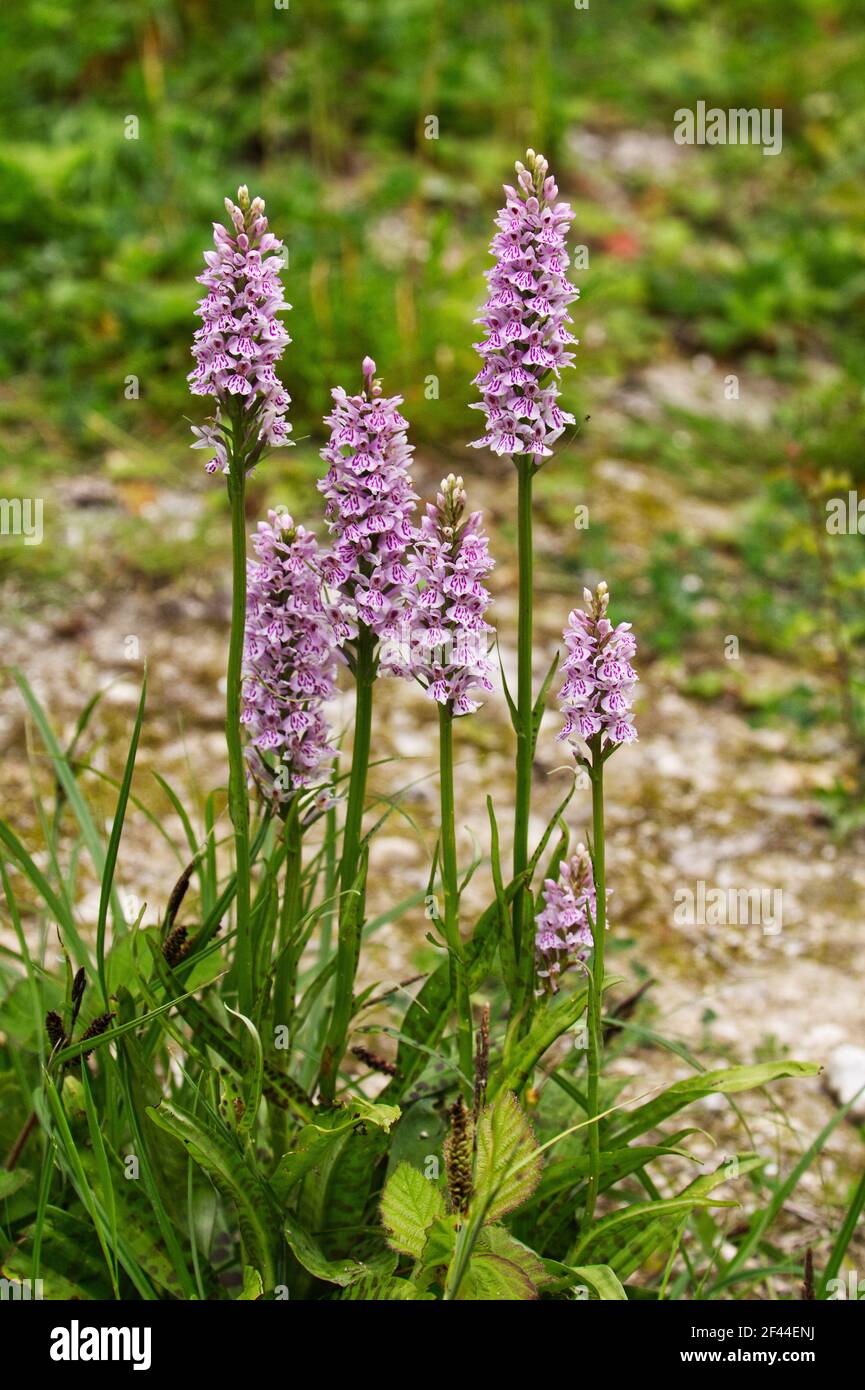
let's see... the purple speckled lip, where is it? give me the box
[317,361,418,646]
[380,474,496,719]
[241,510,338,804]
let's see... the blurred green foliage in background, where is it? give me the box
[2,0,864,461]
[2,0,865,799]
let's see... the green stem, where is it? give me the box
[443,1207,486,1301]
[438,704,474,1094]
[585,744,606,1224]
[272,803,302,1157]
[226,463,252,1015]
[318,624,376,1103]
[339,624,376,899]
[274,802,303,1041]
[304,800,338,1092]
[512,459,534,964]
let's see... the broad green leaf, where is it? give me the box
[609,1061,820,1147]
[349,1095,401,1131]
[310,1123,390,1261]
[94,1174,190,1299]
[490,983,596,1099]
[385,1099,448,1180]
[418,1213,457,1274]
[7,1210,114,1300]
[147,1100,277,1289]
[473,1092,542,1223]
[224,1004,264,1141]
[283,1211,395,1287]
[543,1260,628,1300]
[477,1224,547,1288]
[1,1253,100,1301]
[272,1112,358,1201]
[380,1162,446,1258]
[238,1267,263,1300]
[458,1252,537,1300]
[272,1098,400,1202]
[339,1274,435,1301]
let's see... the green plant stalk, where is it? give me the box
[225,460,253,1016]
[274,800,303,1043]
[318,625,376,1103]
[584,744,606,1224]
[303,801,338,1093]
[512,457,534,965]
[339,624,376,899]
[443,1205,486,1300]
[438,704,474,1094]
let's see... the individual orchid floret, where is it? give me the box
[317,357,417,645]
[241,510,337,804]
[383,474,495,716]
[469,149,579,466]
[557,581,638,752]
[534,845,597,994]
[189,186,292,476]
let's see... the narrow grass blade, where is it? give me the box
[96,671,146,1006]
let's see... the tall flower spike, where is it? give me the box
[241,510,338,804]
[318,359,417,643]
[470,149,579,464]
[444,1095,474,1217]
[534,845,597,994]
[189,186,292,476]
[382,474,495,716]
[557,581,638,750]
